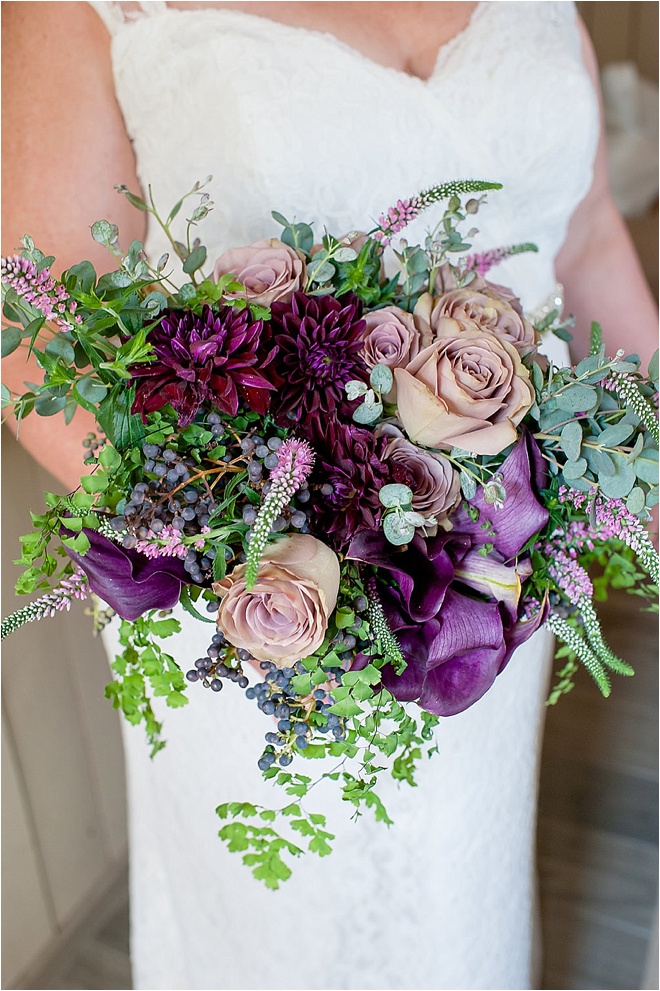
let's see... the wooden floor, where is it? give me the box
[22,591,657,991]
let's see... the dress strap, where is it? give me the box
[88,1,168,36]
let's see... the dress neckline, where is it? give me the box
[124,1,489,85]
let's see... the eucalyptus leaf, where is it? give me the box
[611,360,640,374]
[65,260,97,294]
[559,420,582,462]
[76,377,108,404]
[383,513,415,546]
[634,451,659,484]
[402,510,426,528]
[345,379,368,401]
[308,261,335,284]
[626,432,645,463]
[182,246,207,275]
[369,364,394,394]
[626,487,646,516]
[562,458,588,480]
[648,349,659,383]
[590,449,615,477]
[575,354,602,377]
[555,385,598,413]
[333,247,358,263]
[531,362,543,394]
[1,327,21,358]
[91,220,119,246]
[34,394,67,416]
[352,401,382,425]
[45,336,75,364]
[460,471,477,500]
[379,483,413,508]
[597,423,634,448]
[646,487,659,508]
[598,465,636,499]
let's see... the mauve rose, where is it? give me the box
[213,535,340,665]
[360,306,424,400]
[212,238,305,306]
[431,278,537,356]
[376,423,460,526]
[393,328,534,455]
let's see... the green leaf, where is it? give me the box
[634,451,659,484]
[34,394,67,416]
[379,483,413,508]
[1,327,22,357]
[125,191,150,212]
[562,458,588,480]
[383,513,415,545]
[352,401,382,425]
[66,261,97,293]
[598,423,634,448]
[76,377,108,404]
[91,220,119,246]
[45,335,76,364]
[598,464,636,499]
[98,445,122,470]
[96,386,145,449]
[648,349,659,383]
[626,487,646,516]
[61,532,90,554]
[555,385,598,413]
[328,697,363,718]
[369,364,394,394]
[182,246,207,274]
[334,607,355,630]
[81,473,108,493]
[559,420,582,462]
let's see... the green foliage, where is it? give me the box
[106,614,186,757]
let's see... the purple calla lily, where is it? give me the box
[348,433,550,716]
[63,528,188,621]
[451,431,549,561]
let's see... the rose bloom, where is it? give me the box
[212,238,305,306]
[421,280,537,357]
[361,306,425,401]
[393,328,534,455]
[213,534,340,665]
[376,423,460,527]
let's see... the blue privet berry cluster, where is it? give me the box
[184,631,250,691]
[110,441,220,583]
[245,661,347,770]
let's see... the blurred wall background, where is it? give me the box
[2,2,658,988]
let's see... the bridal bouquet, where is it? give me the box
[3,179,658,887]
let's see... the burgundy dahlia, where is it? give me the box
[129,305,277,426]
[269,291,368,421]
[305,415,390,551]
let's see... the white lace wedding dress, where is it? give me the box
[90,3,598,988]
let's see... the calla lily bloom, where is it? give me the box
[64,528,188,621]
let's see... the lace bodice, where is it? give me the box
[90,2,597,323]
[89,4,600,988]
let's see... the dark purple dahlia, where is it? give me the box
[268,291,368,421]
[304,415,390,551]
[129,305,277,426]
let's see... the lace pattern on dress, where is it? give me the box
[89,1,166,33]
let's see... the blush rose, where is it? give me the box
[376,423,461,526]
[360,306,425,400]
[431,278,537,356]
[393,328,534,455]
[212,238,305,306]
[213,534,340,665]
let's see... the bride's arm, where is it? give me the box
[556,17,658,366]
[2,1,146,491]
